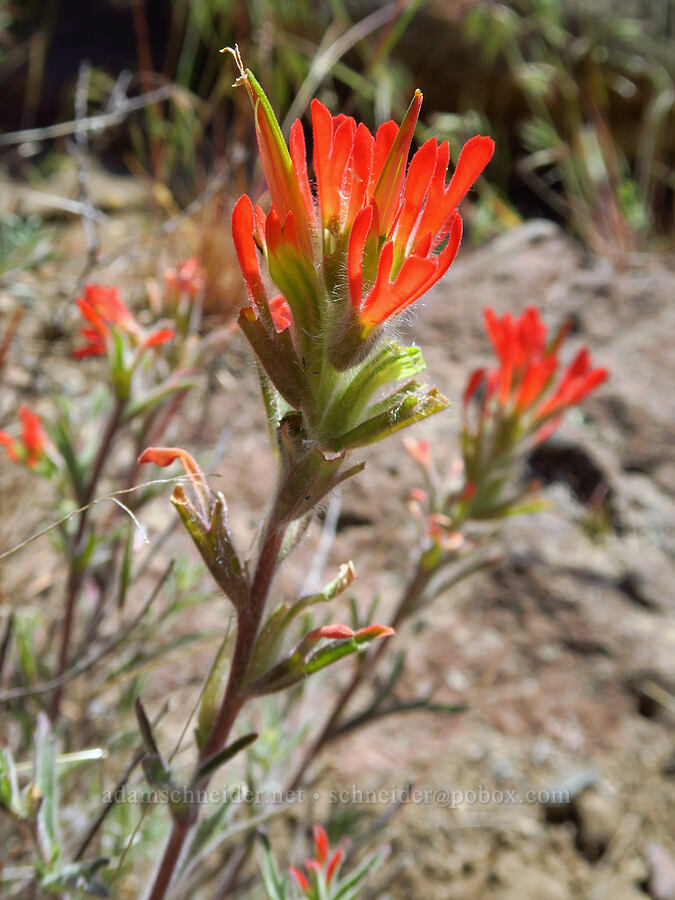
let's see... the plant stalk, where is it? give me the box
[49,397,125,721]
[286,560,432,792]
[145,515,287,900]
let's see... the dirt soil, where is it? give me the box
[282,220,675,900]
[2,208,674,899]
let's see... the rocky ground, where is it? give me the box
[1,193,674,898]
[319,221,675,899]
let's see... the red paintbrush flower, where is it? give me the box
[228,52,492,449]
[231,54,494,364]
[164,257,206,298]
[464,306,608,442]
[289,825,345,898]
[0,405,48,467]
[73,284,175,359]
[138,445,209,521]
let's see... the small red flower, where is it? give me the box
[402,436,433,469]
[289,824,346,897]
[164,257,206,298]
[465,306,608,440]
[138,446,208,519]
[0,405,47,467]
[73,284,175,358]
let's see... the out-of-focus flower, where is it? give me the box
[0,405,48,467]
[464,306,608,439]
[73,284,175,359]
[164,257,206,299]
[402,436,433,469]
[289,825,344,897]
[460,305,608,519]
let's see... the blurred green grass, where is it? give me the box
[1,0,673,255]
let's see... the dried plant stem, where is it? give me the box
[49,397,126,721]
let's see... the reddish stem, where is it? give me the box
[145,520,286,900]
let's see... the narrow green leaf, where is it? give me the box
[0,745,23,816]
[196,629,233,750]
[134,697,160,756]
[333,386,449,450]
[34,713,60,865]
[197,732,258,779]
[259,837,288,900]
[116,522,134,610]
[332,847,388,900]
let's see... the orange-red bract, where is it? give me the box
[465,306,608,440]
[0,405,47,467]
[235,71,494,341]
[73,284,175,358]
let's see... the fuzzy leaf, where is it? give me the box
[239,307,308,410]
[0,745,24,817]
[34,713,60,865]
[333,386,449,450]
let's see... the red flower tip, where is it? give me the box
[463,368,486,407]
[139,446,208,519]
[313,825,329,865]
[402,436,432,468]
[142,328,176,348]
[232,195,269,313]
[289,866,310,892]
[312,624,355,641]
[354,624,395,640]
[139,447,182,468]
[0,406,47,467]
[326,848,343,884]
[19,406,46,466]
[138,446,205,483]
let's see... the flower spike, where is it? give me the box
[0,405,48,468]
[230,61,494,448]
[463,306,608,480]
